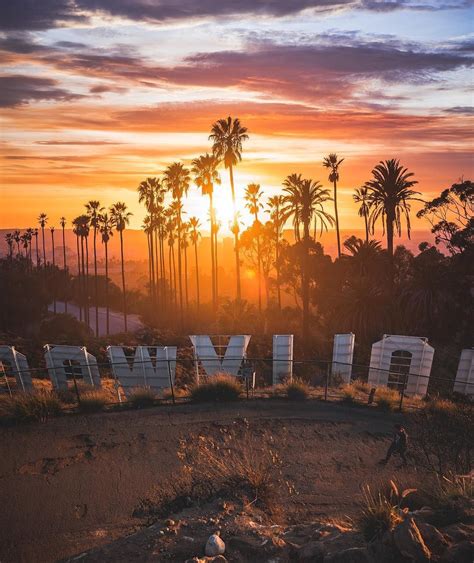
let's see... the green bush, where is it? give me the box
[285,379,309,401]
[0,391,62,424]
[78,390,108,413]
[128,387,157,408]
[190,374,241,403]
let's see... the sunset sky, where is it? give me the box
[1,0,473,236]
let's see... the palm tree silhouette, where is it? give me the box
[20,232,29,259]
[50,226,57,313]
[188,217,201,310]
[142,214,154,300]
[86,200,104,336]
[267,195,287,310]
[191,153,221,309]
[165,208,178,308]
[59,217,68,313]
[33,228,39,267]
[353,187,371,242]
[99,212,114,335]
[244,183,264,311]
[38,213,48,266]
[283,174,333,345]
[210,116,249,300]
[72,215,90,324]
[365,159,419,257]
[26,228,34,265]
[164,162,190,322]
[5,233,13,259]
[323,154,344,258]
[110,202,132,332]
[181,220,190,310]
[13,230,20,257]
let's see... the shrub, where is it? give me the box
[340,384,357,405]
[128,387,157,408]
[410,399,474,475]
[190,374,241,403]
[0,391,62,424]
[161,387,188,401]
[78,390,108,413]
[375,387,399,411]
[285,379,309,401]
[353,380,370,394]
[422,474,474,526]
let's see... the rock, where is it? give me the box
[412,506,438,524]
[392,517,431,561]
[417,522,449,559]
[296,540,326,562]
[324,547,371,562]
[440,541,474,563]
[205,534,225,557]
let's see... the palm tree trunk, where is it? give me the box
[184,243,189,310]
[229,165,241,300]
[302,220,311,349]
[147,232,152,300]
[168,244,173,308]
[51,230,56,314]
[62,226,68,313]
[214,231,219,305]
[154,226,160,306]
[35,233,39,268]
[171,243,177,309]
[209,193,216,309]
[119,229,128,332]
[333,179,341,258]
[364,213,369,243]
[276,230,281,310]
[76,234,82,321]
[105,240,109,335]
[80,236,86,324]
[85,236,90,326]
[255,214,262,312]
[149,219,156,305]
[93,227,99,337]
[41,227,46,266]
[194,239,200,311]
[386,215,394,257]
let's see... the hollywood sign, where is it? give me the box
[0,336,472,397]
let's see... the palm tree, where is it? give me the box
[59,217,68,313]
[50,226,57,313]
[110,202,132,332]
[34,228,39,267]
[209,116,249,300]
[323,154,344,258]
[244,183,264,311]
[25,228,34,264]
[20,232,29,259]
[191,153,221,309]
[267,195,287,310]
[142,215,153,299]
[165,208,178,308]
[13,230,20,257]
[283,174,333,345]
[353,187,371,242]
[365,159,419,257]
[38,213,48,266]
[188,217,201,310]
[99,212,114,335]
[163,162,190,322]
[86,200,104,336]
[5,233,13,259]
[181,221,190,310]
[72,215,90,324]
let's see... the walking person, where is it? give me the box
[382,423,408,466]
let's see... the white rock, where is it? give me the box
[205,534,226,557]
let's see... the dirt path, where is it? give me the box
[0,400,418,563]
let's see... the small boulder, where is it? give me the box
[440,541,474,563]
[205,534,225,557]
[417,522,449,559]
[393,517,431,561]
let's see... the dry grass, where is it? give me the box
[375,387,400,411]
[190,374,241,403]
[340,384,358,405]
[285,379,310,401]
[78,389,109,413]
[127,387,158,408]
[0,391,62,424]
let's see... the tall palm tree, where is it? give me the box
[110,202,132,332]
[99,212,114,335]
[38,213,48,266]
[163,163,190,321]
[188,217,201,310]
[86,200,104,336]
[50,226,57,313]
[20,232,29,259]
[59,217,68,313]
[142,215,153,300]
[5,233,13,259]
[165,208,178,308]
[244,183,264,311]
[323,154,344,258]
[181,221,191,310]
[72,215,90,324]
[365,159,419,257]
[353,187,371,242]
[267,195,287,310]
[25,228,34,264]
[283,174,333,345]
[191,153,221,309]
[33,228,39,267]
[13,230,20,257]
[209,116,249,300]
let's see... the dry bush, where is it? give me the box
[340,384,358,405]
[353,380,371,394]
[375,387,399,411]
[410,399,473,476]
[355,481,409,541]
[128,387,157,408]
[422,474,474,526]
[0,391,62,424]
[190,374,241,403]
[78,389,109,413]
[285,379,310,401]
[178,428,294,517]
[161,387,189,401]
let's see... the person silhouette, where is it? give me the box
[382,423,408,466]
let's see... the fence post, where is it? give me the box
[324,362,330,401]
